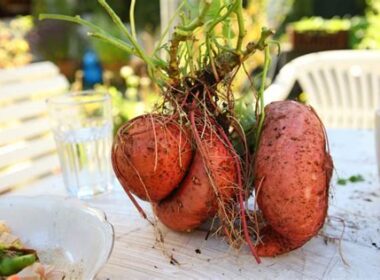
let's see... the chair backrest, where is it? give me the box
[0,62,69,193]
[265,50,380,129]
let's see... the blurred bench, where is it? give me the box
[0,62,68,193]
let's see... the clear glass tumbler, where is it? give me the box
[47,91,114,198]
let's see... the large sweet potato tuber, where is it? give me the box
[155,121,237,232]
[112,114,193,202]
[254,101,333,256]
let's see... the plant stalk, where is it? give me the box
[255,44,272,149]
[235,0,246,53]
[130,0,137,41]
[176,0,212,33]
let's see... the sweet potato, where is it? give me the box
[254,101,333,256]
[112,114,193,202]
[155,121,237,232]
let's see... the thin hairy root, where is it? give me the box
[154,107,237,232]
[215,123,261,264]
[250,176,265,240]
[190,108,238,230]
[322,216,349,266]
[111,146,148,219]
[232,163,261,263]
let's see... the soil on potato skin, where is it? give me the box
[112,114,193,202]
[154,119,238,232]
[254,101,333,256]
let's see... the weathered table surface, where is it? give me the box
[8,129,380,279]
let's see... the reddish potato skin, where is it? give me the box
[112,114,193,202]
[254,101,333,256]
[155,123,237,232]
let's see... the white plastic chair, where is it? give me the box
[0,62,69,193]
[264,50,380,129]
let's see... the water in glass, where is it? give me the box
[47,91,114,198]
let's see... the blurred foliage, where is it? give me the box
[32,0,76,15]
[359,0,380,49]
[0,16,33,68]
[30,0,84,61]
[291,17,351,33]
[75,0,160,33]
[289,16,369,48]
[131,0,160,33]
[266,0,295,30]
[277,0,366,36]
[94,66,161,134]
[86,13,129,64]
[287,1,380,50]
[286,0,314,21]
[349,16,369,48]
[30,0,160,64]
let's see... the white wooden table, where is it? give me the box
[7,129,380,279]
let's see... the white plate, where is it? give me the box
[0,195,114,279]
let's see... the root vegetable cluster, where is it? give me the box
[41,0,334,263]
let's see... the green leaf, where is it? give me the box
[337,174,365,186]
[348,175,365,183]
[337,178,347,185]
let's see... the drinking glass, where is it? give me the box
[47,91,114,198]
